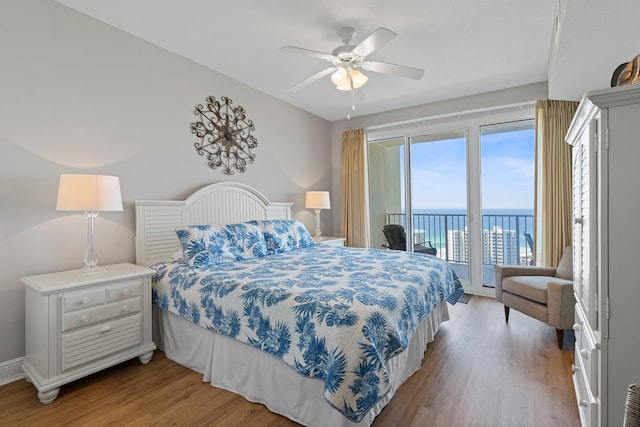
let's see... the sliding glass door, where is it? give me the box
[480,120,535,286]
[368,137,405,250]
[409,131,469,281]
[368,107,535,293]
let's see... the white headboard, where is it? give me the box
[135,182,292,266]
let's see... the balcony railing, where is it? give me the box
[386,212,534,268]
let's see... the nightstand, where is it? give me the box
[314,236,346,246]
[21,263,156,404]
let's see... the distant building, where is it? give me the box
[448,225,519,265]
[447,228,468,262]
[484,226,518,265]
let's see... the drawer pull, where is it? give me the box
[122,305,131,313]
[99,325,112,333]
[572,364,580,373]
[581,349,589,359]
[579,399,589,407]
[81,315,90,323]
[573,323,582,332]
[121,289,131,296]
[81,297,91,305]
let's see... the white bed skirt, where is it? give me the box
[153,302,450,427]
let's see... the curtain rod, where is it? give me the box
[366,100,537,133]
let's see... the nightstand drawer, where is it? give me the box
[62,288,105,313]
[105,280,142,302]
[62,313,142,371]
[62,297,141,332]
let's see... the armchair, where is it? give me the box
[494,246,575,348]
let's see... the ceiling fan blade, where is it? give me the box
[362,60,425,80]
[280,46,336,62]
[352,27,397,57]
[287,67,335,92]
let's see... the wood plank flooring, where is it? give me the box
[0,296,579,427]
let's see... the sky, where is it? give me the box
[401,125,535,210]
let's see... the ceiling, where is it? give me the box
[55,0,557,122]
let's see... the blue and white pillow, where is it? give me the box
[175,225,236,267]
[176,223,268,268]
[248,219,314,254]
[223,222,268,259]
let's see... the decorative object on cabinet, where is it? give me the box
[190,96,257,175]
[56,174,123,275]
[494,246,575,348]
[611,62,629,87]
[566,84,640,427]
[305,191,331,239]
[624,384,640,427]
[617,54,640,86]
[21,263,156,404]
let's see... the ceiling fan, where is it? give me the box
[280,26,425,92]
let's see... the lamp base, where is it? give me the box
[314,208,322,239]
[79,265,106,275]
[81,211,104,275]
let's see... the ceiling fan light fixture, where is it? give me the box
[331,68,348,86]
[332,68,368,91]
[350,69,368,88]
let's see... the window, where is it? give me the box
[368,104,535,295]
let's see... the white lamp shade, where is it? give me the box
[56,174,123,212]
[305,191,331,210]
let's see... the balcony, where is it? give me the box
[385,212,534,286]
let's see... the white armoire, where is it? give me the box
[566,84,640,427]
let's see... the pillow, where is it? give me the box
[175,225,236,267]
[248,219,314,254]
[223,222,268,259]
[175,223,268,268]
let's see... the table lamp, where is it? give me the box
[305,191,331,239]
[56,174,123,274]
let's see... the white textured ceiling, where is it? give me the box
[55,0,557,121]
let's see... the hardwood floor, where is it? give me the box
[0,296,579,427]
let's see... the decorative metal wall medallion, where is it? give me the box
[190,96,257,175]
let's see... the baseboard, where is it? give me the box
[0,357,25,386]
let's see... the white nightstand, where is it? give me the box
[21,263,156,404]
[314,236,346,246]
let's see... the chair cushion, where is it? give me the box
[502,275,572,305]
[555,246,573,280]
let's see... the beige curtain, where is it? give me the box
[534,100,578,266]
[341,129,368,247]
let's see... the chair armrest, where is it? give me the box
[494,265,557,302]
[547,281,576,329]
[496,265,557,279]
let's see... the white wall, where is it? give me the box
[548,0,640,102]
[0,0,332,364]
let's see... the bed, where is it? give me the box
[135,182,463,427]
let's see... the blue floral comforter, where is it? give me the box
[150,245,463,422]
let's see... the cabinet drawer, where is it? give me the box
[62,288,105,313]
[574,305,599,397]
[62,297,141,332]
[573,355,599,427]
[61,313,142,371]
[105,280,142,303]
